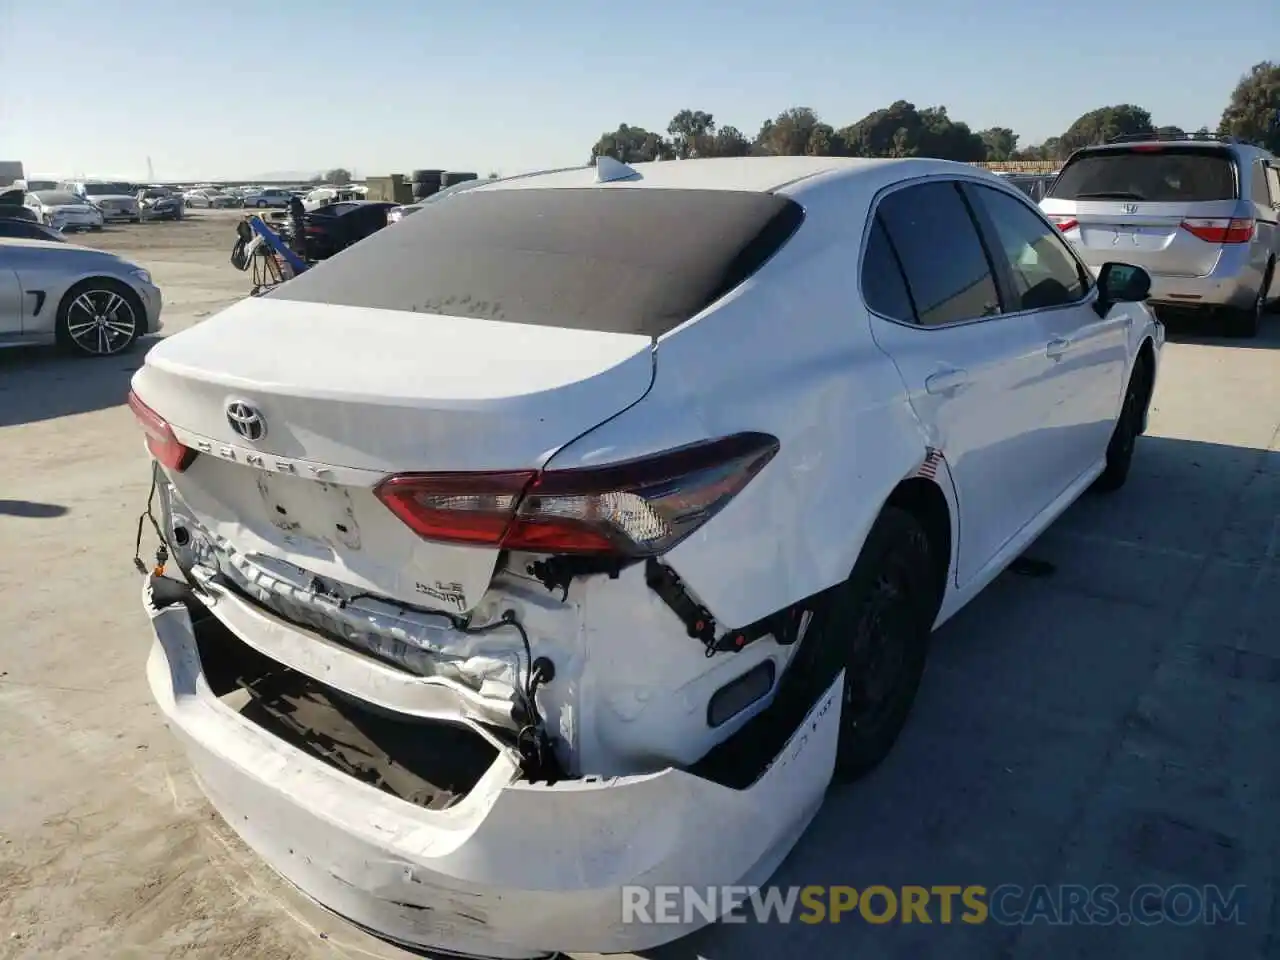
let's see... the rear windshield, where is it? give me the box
[1048,147,1238,203]
[270,187,805,338]
[82,183,131,195]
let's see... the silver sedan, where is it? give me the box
[0,237,163,357]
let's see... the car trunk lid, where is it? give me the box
[130,296,655,612]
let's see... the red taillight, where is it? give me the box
[1129,144,1165,152]
[126,390,196,471]
[1180,217,1254,244]
[374,432,780,557]
[1048,215,1078,233]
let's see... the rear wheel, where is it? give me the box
[1094,354,1151,492]
[1225,264,1270,339]
[806,508,938,783]
[55,279,144,358]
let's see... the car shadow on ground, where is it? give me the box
[621,433,1278,960]
[0,499,69,517]
[1158,306,1280,350]
[0,335,158,428]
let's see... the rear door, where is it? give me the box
[864,178,1060,585]
[964,181,1127,486]
[1042,145,1241,276]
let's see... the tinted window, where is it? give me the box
[1049,147,1238,202]
[82,183,131,195]
[0,220,65,241]
[860,216,914,321]
[33,191,78,205]
[271,188,806,338]
[876,181,1001,327]
[967,184,1087,312]
[1266,165,1280,206]
[1250,161,1271,206]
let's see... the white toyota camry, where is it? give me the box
[128,155,1163,958]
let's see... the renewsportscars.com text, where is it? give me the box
[622,884,1247,926]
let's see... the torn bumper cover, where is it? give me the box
[142,578,843,958]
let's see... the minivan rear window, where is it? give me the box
[270,187,806,338]
[1048,147,1238,203]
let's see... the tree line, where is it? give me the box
[588,61,1280,165]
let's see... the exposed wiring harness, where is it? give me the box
[338,594,561,779]
[131,471,561,779]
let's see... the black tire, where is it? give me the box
[806,507,939,783]
[1223,262,1270,338]
[90,225,103,232]
[130,217,141,224]
[441,171,478,188]
[1093,353,1152,492]
[55,278,144,358]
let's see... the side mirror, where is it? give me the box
[1094,262,1151,316]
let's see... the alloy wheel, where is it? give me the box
[65,288,138,356]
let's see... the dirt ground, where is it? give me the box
[1,212,1278,960]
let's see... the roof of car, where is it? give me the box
[476,156,972,195]
[0,236,91,250]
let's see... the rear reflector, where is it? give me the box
[375,432,781,557]
[126,390,196,472]
[1047,215,1078,233]
[1180,217,1254,244]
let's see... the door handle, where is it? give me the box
[1045,337,1072,359]
[924,368,969,395]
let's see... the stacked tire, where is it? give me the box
[441,171,478,188]
[411,169,443,201]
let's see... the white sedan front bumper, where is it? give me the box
[143,578,842,958]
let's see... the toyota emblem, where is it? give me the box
[226,401,267,441]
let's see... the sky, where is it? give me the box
[1,0,1275,182]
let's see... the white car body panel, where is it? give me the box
[130,155,1164,957]
[146,579,844,957]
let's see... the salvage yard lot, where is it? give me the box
[1,212,1278,960]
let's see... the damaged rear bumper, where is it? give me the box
[142,577,843,958]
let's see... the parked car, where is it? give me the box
[1041,132,1280,337]
[128,155,1162,958]
[281,200,398,260]
[0,186,38,222]
[24,190,105,232]
[0,218,66,241]
[0,236,162,355]
[24,179,59,192]
[302,186,364,210]
[241,187,293,208]
[995,171,1058,202]
[59,180,141,222]
[185,189,240,209]
[138,187,185,221]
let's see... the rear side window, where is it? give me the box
[860,217,915,321]
[270,187,806,338]
[1048,147,1238,202]
[875,181,1001,327]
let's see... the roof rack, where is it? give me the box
[1105,132,1237,145]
